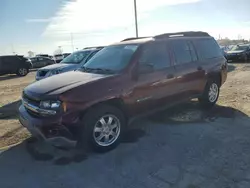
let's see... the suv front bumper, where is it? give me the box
[19,105,77,148]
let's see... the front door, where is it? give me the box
[128,42,176,116]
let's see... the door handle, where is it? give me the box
[197,66,203,71]
[167,74,174,79]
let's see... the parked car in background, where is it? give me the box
[225,44,250,62]
[36,47,103,81]
[19,31,227,152]
[0,55,31,76]
[36,54,50,58]
[53,54,64,63]
[63,53,71,58]
[30,56,55,69]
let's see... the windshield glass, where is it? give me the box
[60,51,91,64]
[82,44,138,73]
[231,45,249,51]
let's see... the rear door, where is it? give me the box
[2,56,18,73]
[128,42,176,115]
[170,39,202,98]
[193,38,227,92]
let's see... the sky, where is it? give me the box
[0,0,250,55]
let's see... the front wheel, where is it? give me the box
[79,105,126,152]
[17,67,29,76]
[199,80,220,108]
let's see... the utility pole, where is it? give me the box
[134,0,138,37]
[70,32,75,52]
[11,44,15,54]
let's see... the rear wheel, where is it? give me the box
[199,80,220,108]
[242,53,248,62]
[79,105,125,152]
[17,67,29,76]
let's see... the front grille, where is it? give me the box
[22,92,41,117]
[38,70,48,77]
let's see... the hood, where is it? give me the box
[39,63,78,71]
[24,71,110,97]
[226,50,245,54]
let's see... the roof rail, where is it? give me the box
[154,31,210,39]
[121,36,152,42]
[83,46,105,50]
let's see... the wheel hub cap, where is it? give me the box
[208,83,218,102]
[93,114,121,147]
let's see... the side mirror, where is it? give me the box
[138,63,154,74]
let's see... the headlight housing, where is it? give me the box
[40,100,61,109]
[47,69,62,76]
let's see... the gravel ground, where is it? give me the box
[0,63,250,187]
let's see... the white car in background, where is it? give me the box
[53,54,64,63]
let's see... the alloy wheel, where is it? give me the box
[208,83,218,103]
[19,68,27,76]
[93,114,121,147]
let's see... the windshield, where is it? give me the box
[60,51,91,64]
[231,45,249,51]
[82,44,138,73]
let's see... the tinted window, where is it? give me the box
[139,42,171,70]
[3,57,18,63]
[195,39,222,59]
[61,50,91,64]
[172,40,192,64]
[85,50,99,62]
[31,58,37,62]
[38,57,43,61]
[188,41,198,61]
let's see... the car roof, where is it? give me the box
[112,31,212,46]
[0,55,24,57]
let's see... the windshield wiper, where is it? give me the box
[80,67,115,74]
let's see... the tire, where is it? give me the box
[16,67,29,76]
[198,80,220,108]
[243,54,248,62]
[79,105,126,152]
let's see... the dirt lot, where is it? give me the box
[0,64,250,148]
[1,63,250,188]
[0,72,36,147]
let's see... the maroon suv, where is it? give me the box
[19,31,227,152]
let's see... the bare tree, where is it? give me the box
[54,46,63,55]
[27,51,35,57]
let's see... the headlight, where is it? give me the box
[40,101,61,109]
[47,69,62,76]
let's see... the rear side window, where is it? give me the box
[139,42,171,70]
[194,38,222,60]
[171,40,192,64]
[3,56,19,63]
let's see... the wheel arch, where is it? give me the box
[207,71,222,87]
[80,98,128,121]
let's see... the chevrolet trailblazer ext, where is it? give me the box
[19,32,227,152]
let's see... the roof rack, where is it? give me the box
[121,37,152,42]
[154,31,210,39]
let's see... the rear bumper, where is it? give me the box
[226,54,244,61]
[19,105,77,148]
